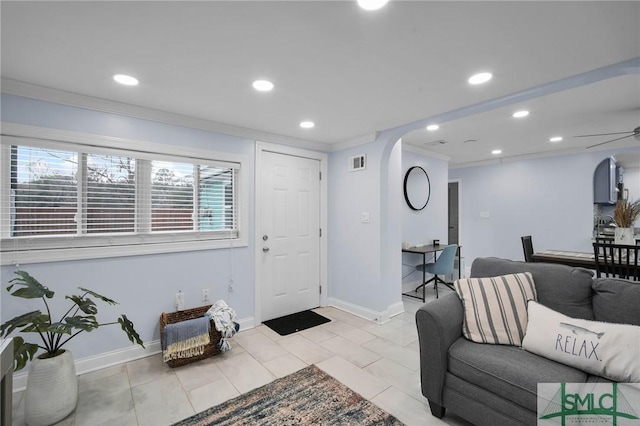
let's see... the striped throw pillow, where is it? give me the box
[454,273,537,346]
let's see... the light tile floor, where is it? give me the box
[11,293,473,426]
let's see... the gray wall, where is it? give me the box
[327,140,384,310]
[449,146,640,268]
[0,94,256,359]
[401,149,449,288]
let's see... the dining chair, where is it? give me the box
[521,236,534,262]
[592,241,640,281]
[415,244,458,299]
[594,236,611,244]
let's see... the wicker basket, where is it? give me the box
[160,305,222,368]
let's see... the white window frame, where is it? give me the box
[0,123,249,265]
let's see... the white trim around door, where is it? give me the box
[448,178,465,277]
[254,142,328,324]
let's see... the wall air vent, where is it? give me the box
[349,154,366,171]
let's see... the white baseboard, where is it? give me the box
[12,315,255,393]
[386,301,405,320]
[327,297,405,324]
[12,340,161,392]
[236,316,255,331]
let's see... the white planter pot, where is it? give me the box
[25,350,78,426]
[614,227,635,245]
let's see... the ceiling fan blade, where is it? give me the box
[586,134,635,149]
[575,131,632,138]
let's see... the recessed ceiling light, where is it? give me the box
[252,80,274,92]
[300,121,315,129]
[468,72,493,85]
[357,0,389,11]
[492,149,502,155]
[549,136,563,143]
[512,110,530,118]
[426,124,440,131]
[113,74,139,86]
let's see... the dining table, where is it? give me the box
[530,249,596,269]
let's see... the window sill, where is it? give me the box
[0,237,248,265]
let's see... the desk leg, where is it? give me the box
[422,253,426,302]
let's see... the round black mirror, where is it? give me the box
[404,166,431,211]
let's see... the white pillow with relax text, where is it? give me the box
[522,300,640,383]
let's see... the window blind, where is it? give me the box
[3,142,240,251]
[151,160,194,232]
[10,145,78,237]
[85,153,136,234]
[198,165,236,232]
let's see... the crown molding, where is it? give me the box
[447,144,627,170]
[1,78,332,153]
[329,131,380,152]
[401,142,451,162]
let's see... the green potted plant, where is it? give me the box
[613,198,640,244]
[1,270,145,426]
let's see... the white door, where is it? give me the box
[260,151,321,321]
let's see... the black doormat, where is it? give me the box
[263,310,331,336]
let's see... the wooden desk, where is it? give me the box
[402,244,461,302]
[531,250,595,269]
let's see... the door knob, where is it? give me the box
[263,246,270,253]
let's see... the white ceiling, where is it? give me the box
[1,1,639,166]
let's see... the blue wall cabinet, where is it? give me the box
[593,157,617,205]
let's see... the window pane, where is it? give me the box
[198,166,235,231]
[151,161,194,231]
[11,145,78,237]
[86,154,136,233]
[3,138,242,259]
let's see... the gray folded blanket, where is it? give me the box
[162,316,211,361]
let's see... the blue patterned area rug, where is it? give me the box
[173,365,404,425]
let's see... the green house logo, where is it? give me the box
[539,383,639,425]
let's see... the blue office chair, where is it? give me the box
[415,244,458,299]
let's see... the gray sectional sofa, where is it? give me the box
[415,257,640,426]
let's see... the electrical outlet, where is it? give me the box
[202,289,210,302]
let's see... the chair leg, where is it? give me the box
[428,401,445,418]
[434,275,439,298]
[435,276,455,292]
[414,276,436,292]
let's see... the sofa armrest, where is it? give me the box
[415,292,463,405]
